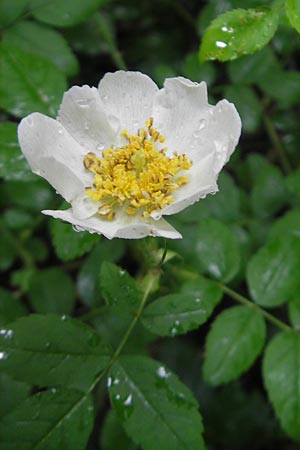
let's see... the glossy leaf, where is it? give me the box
[200,172,241,223]
[3,21,79,76]
[0,122,35,182]
[3,179,54,211]
[199,7,279,62]
[50,218,98,261]
[0,387,94,449]
[108,355,205,450]
[247,236,300,307]
[224,85,262,133]
[288,298,300,330]
[285,0,300,33]
[227,46,279,85]
[0,373,30,418]
[263,331,300,440]
[0,314,111,390]
[0,0,28,26]
[259,70,300,106]
[4,208,34,230]
[203,306,266,386]
[194,218,241,282]
[181,52,216,86]
[268,209,300,242]
[0,220,17,271]
[100,262,140,313]
[30,0,106,27]
[0,43,66,117]
[101,409,137,450]
[286,169,300,204]
[77,240,124,307]
[28,267,75,315]
[250,164,288,219]
[142,277,222,336]
[0,288,27,326]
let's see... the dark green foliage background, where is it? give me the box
[1,0,300,449]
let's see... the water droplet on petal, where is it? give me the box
[72,225,85,233]
[97,143,105,151]
[76,99,91,108]
[199,118,206,130]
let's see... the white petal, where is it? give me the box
[42,208,182,240]
[153,77,241,170]
[18,112,95,219]
[58,85,116,152]
[98,71,159,134]
[151,152,218,219]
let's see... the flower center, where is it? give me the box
[83,117,192,220]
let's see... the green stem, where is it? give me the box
[87,270,158,392]
[171,266,291,332]
[220,284,291,332]
[263,113,292,174]
[110,270,158,362]
[95,13,127,70]
[80,305,108,322]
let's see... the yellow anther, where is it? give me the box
[83,117,192,220]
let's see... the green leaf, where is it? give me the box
[247,236,300,307]
[0,373,30,419]
[258,70,300,106]
[4,208,34,230]
[223,85,262,133]
[288,298,300,330]
[199,7,279,62]
[108,355,205,450]
[174,172,241,225]
[268,209,300,242]
[65,15,109,56]
[0,314,111,390]
[77,240,125,308]
[250,164,288,219]
[100,262,140,313]
[286,169,300,204]
[0,122,36,182]
[203,306,266,386]
[227,46,279,84]
[3,21,79,76]
[101,409,137,450]
[28,267,75,315]
[263,331,300,440]
[0,288,27,326]
[285,0,300,33]
[181,52,216,86]
[50,218,98,261]
[194,218,241,282]
[0,387,94,450]
[3,179,54,211]
[0,220,17,271]
[142,277,222,337]
[0,0,28,27]
[30,0,106,27]
[0,43,66,117]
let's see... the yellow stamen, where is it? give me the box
[83,117,192,219]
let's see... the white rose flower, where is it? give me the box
[18,71,241,239]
